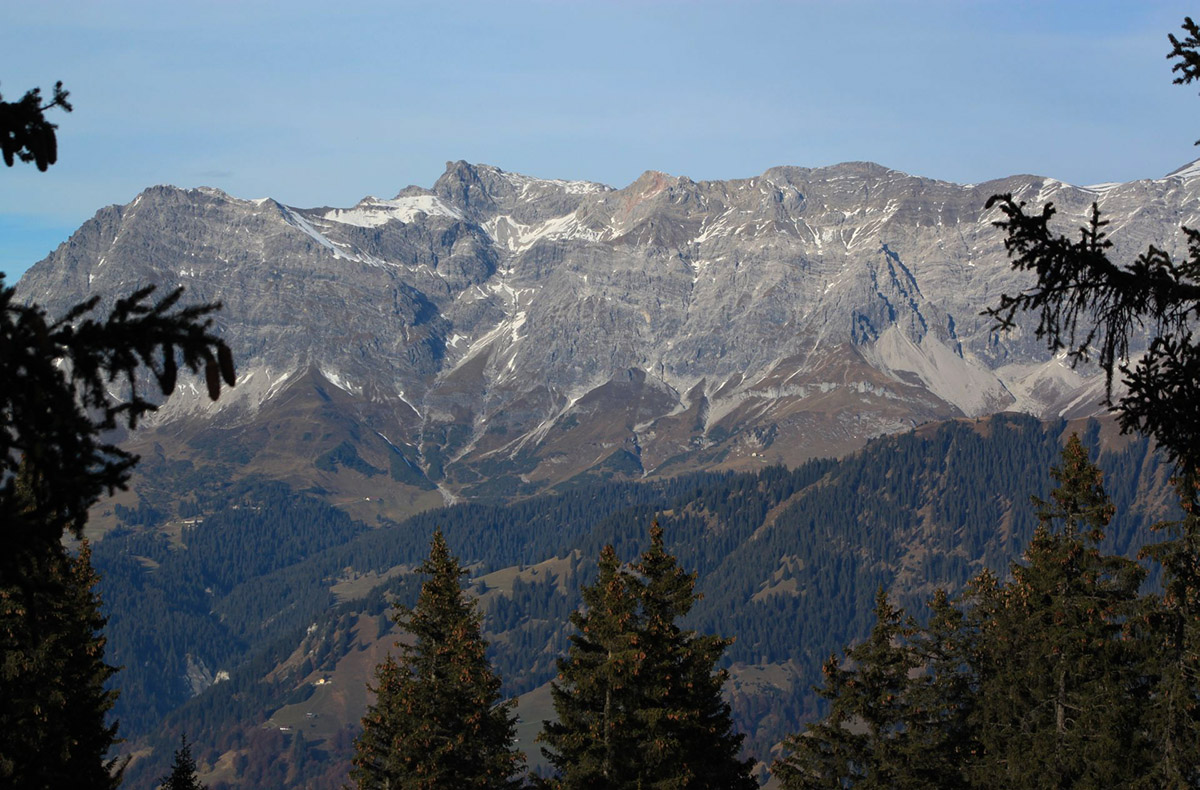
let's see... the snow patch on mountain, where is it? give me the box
[323,195,464,227]
[481,212,604,252]
[395,388,422,419]
[1164,158,1200,181]
[319,366,361,396]
[281,206,357,259]
[144,364,301,424]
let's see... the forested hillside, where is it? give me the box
[97,413,1177,788]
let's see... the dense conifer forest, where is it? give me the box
[97,414,1180,787]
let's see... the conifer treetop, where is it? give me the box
[350,528,522,790]
[543,521,754,790]
[156,734,206,790]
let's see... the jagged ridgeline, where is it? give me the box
[18,159,1200,535]
[98,414,1177,789]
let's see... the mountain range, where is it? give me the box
[19,158,1200,527]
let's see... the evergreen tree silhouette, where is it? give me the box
[1136,473,1200,789]
[541,544,641,787]
[543,523,754,790]
[967,436,1146,788]
[985,17,1200,475]
[1,81,235,789]
[0,81,71,171]
[351,529,523,789]
[156,735,206,790]
[0,536,122,789]
[773,589,921,790]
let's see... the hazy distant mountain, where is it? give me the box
[19,159,1200,522]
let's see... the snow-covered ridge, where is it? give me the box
[280,205,400,268]
[490,167,609,197]
[1163,158,1200,182]
[323,195,464,227]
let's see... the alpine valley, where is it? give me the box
[16,159,1199,787]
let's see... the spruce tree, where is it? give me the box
[542,524,754,790]
[773,588,920,790]
[540,544,641,787]
[156,734,206,790]
[967,435,1147,789]
[1136,470,1200,789]
[0,538,123,789]
[2,462,122,788]
[632,523,755,790]
[900,588,977,788]
[350,529,522,790]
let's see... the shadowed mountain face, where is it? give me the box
[18,160,1200,520]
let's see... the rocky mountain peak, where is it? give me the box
[430,161,608,226]
[432,160,502,221]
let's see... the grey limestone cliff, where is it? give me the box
[19,159,1200,513]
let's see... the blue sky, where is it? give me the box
[3,1,1198,281]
